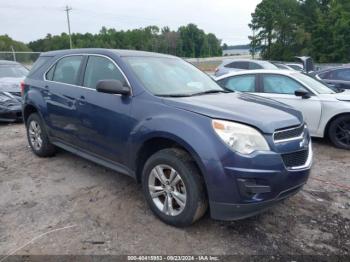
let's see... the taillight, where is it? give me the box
[20,80,25,96]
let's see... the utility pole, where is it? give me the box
[64,5,73,49]
[10,46,16,61]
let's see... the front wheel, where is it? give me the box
[328,115,350,150]
[142,148,207,227]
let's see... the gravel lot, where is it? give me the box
[0,123,349,257]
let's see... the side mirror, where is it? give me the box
[96,80,131,95]
[295,89,311,99]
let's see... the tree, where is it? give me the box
[0,35,32,61]
[249,0,350,62]
[28,24,222,58]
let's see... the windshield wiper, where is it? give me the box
[156,94,194,97]
[156,89,232,98]
[190,89,232,96]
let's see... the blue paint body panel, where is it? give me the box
[23,49,312,220]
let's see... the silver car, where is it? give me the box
[216,70,350,149]
[214,59,279,77]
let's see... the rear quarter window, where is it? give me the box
[28,56,52,77]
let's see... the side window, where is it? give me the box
[334,69,350,81]
[318,71,330,79]
[52,56,83,85]
[224,75,256,92]
[249,62,262,70]
[225,61,249,70]
[225,62,238,69]
[45,65,55,80]
[83,56,126,89]
[262,75,306,94]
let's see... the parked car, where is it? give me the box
[0,92,22,122]
[216,70,350,149]
[0,60,28,122]
[313,66,350,90]
[285,63,304,72]
[214,59,279,77]
[272,62,297,71]
[23,49,312,226]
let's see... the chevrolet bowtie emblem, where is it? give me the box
[300,138,307,148]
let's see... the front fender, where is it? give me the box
[318,102,350,137]
[130,111,220,159]
[128,109,227,191]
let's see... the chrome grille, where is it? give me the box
[274,124,305,142]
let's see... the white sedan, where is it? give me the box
[216,70,350,149]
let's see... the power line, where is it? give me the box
[64,5,73,49]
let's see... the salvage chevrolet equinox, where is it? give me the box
[22,49,312,227]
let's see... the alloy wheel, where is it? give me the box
[28,120,43,151]
[148,164,187,216]
[335,119,350,147]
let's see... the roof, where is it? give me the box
[41,48,175,58]
[215,69,296,80]
[0,60,21,65]
[222,58,257,64]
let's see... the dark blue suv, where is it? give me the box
[22,49,312,227]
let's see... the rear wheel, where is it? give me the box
[328,115,350,150]
[142,148,207,227]
[26,113,56,157]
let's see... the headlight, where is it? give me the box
[212,119,270,155]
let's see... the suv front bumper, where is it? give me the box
[208,143,312,221]
[210,182,305,220]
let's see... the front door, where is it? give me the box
[76,55,134,165]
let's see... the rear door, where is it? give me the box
[76,55,133,165]
[257,74,322,134]
[44,55,85,144]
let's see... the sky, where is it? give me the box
[0,0,261,45]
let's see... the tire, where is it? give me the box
[328,115,350,150]
[142,148,208,227]
[26,113,56,157]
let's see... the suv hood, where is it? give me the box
[163,93,303,134]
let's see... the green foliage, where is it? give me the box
[250,0,350,62]
[28,24,222,58]
[0,34,33,62]
[0,34,31,52]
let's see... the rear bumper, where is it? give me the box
[210,182,305,221]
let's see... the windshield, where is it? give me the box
[0,64,29,78]
[292,73,335,94]
[125,56,225,96]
